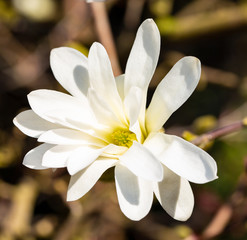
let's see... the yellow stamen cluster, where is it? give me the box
[111,129,137,148]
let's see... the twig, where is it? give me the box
[3,178,38,237]
[157,3,247,40]
[200,204,232,239]
[191,118,247,146]
[151,51,239,89]
[90,2,122,76]
[124,0,146,30]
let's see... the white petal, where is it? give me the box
[123,87,143,142]
[124,19,160,95]
[87,88,123,127]
[124,86,143,128]
[38,129,105,146]
[115,74,125,100]
[144,133,218,183]
[88,42,124,120]
[42,145,79,168]
[124,19,160,129]
[129,121,143,143]
[153,165,194,221]
[67,146,106,175]
[50,47,89,99]
[115,164,153,221]
[13,110,60,138]
[146,57,201,132]
[67,158,117,201]
[23,143,53,169]
[28,89,97,130]
[119,142,163,181]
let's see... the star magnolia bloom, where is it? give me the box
[14,19,217,221]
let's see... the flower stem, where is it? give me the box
[90,2,122,76]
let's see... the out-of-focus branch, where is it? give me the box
[124,0,146,30]
[200,204,232,239]
[185,157,247,240]
[90,2,122,76]
[2,178,38,237]
[157,3,247,40]
[150,51,239,89]
[191,118,247,146]
[1,0,91,90]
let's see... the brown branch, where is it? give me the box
[157,3,247,40]
[2,178,38,237]
[200,203,232,239]
[90,2,122,76]
[124,0,146,31]
[191,119,247,146]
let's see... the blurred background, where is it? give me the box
[1,0,247,239]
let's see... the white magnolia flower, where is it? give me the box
[14,19,217,221]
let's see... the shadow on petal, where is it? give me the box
[157,174,181,215]
[73,65,90,96]
[154,165,194,221]
[116,164,140,205]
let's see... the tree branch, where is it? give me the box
[191,118,247,146]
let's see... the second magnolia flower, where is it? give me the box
[14,19,218,221]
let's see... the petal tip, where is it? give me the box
[213,175,219,181]
[13,116,18,127]
[142,18,155,25]
[27,90,38,102]
[141,18,159,32]
[145,18,154,23]
[50,46,72,55]
[50,48,57,57]
[90,42,104,52]
[187,56,201,71]
[67,165,76,176]
[174,213,192,222]
[66,194,75,202]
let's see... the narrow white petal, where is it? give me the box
[146,57,201,132]
[38,129,106,146]
[124,19,160,129]
[67,158,117,201]
[13,110,60,138]
[129,121,143,143]
[153,165,194,221]
[88,42,124,120]
[119,142,163,181]
[124,87,143,142]
[124,86,143,128]
[28,89,97,130]
[144,133,218,183]
[67,146,106,175]
[42,145,79,168]
[115,164,153,221]
[115,74,125,100]
[23,143,53,169]
[124,19,160,95]
[50,47,89,99]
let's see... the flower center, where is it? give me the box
[111,129,137,148]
